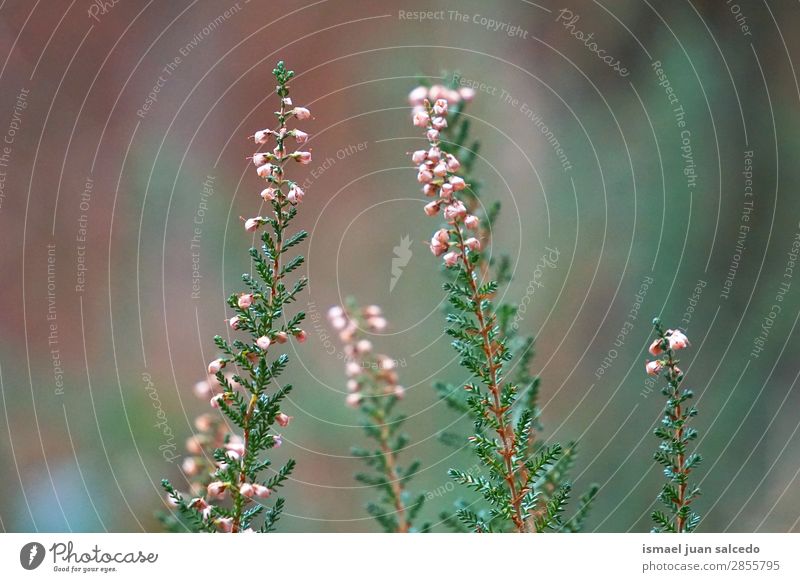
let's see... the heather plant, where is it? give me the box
[162,61,312,532]
[328,302,428,532]
[407,82,596,532]
[645,319,702,533]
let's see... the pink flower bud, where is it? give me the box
[346,361,361,377]
[261,187,277,201]
[443,201,467,222]
[443,251,460,267]
[346,379,359,393]
[292,107,311,119]
[345,393,362,408]
[380,357,396,370]
[226,441,246,458]
[293,129,309,143]
[276,412,291,427]
[432,99,448,116]
[646,360,663,376]
[408,86,428,105]
[275,331,289,343]
[252,153,269,166]
[413,110,430,128]
[256,335,271,351]
[464,215,480,230]
[393,385,406,399]
[238,293,254,309]
[368,317,387,331]
[449,176,466,190]
[428,85,445,101]
[430,239,448,257]
[459,87,476,102]
[294,151,312,164]
[207,481,227,498]
[423,183,438,197]
[244,217,263,233]
[253,129,270,144]
[208,359,225,374]
[465,237,481,251]
[182,457,198,476]
[433,162,447,177]
[434,228,450,245]
[431,116,448,130]
[329,316,347,330]
[209,394,224,408]
[426,128,439,141]
[256,164,273,178]
[287,184,304,204]
[417,168,433,184]
[239,483,255,497]
[339,327,355,342]
[215,517,233,532]
[328,306,344,319]
[356,339,373,353]
[272,435,283,448]
[252,484,271,498]
[667,330,689,351]
[411,149,427,164]
[228,316,240,330]
[445,154,461,171]
[193,380,212,399]
[186,436,202,454]
[427,147,441,162]
[194,413,213,432]
[190,497,209,511]
[295,330,308,343]
[648,338,664,356]
[424,201,440,216]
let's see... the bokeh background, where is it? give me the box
[1,0,799,532]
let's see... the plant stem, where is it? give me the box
[453,224,524,532]
[666,350,686,533]
[374,410,409,532]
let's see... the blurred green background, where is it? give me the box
[1,0,799,532]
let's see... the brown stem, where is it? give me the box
[666,350,686,533]
[453,224,525,532]
[374,411,409,533]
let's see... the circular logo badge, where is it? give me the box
[20,542,46,570]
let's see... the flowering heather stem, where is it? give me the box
[162,61,313,533]
[646,319,702,533]
[407,85,576,533]
[328,303,427,532]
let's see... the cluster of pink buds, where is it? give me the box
[327,305,404,408]
[645,329,690,376]
[409,95,482,267]
[243,99,312,233]
[175,383,231,498]
[408,84,475,110]
[328,304,387,341]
